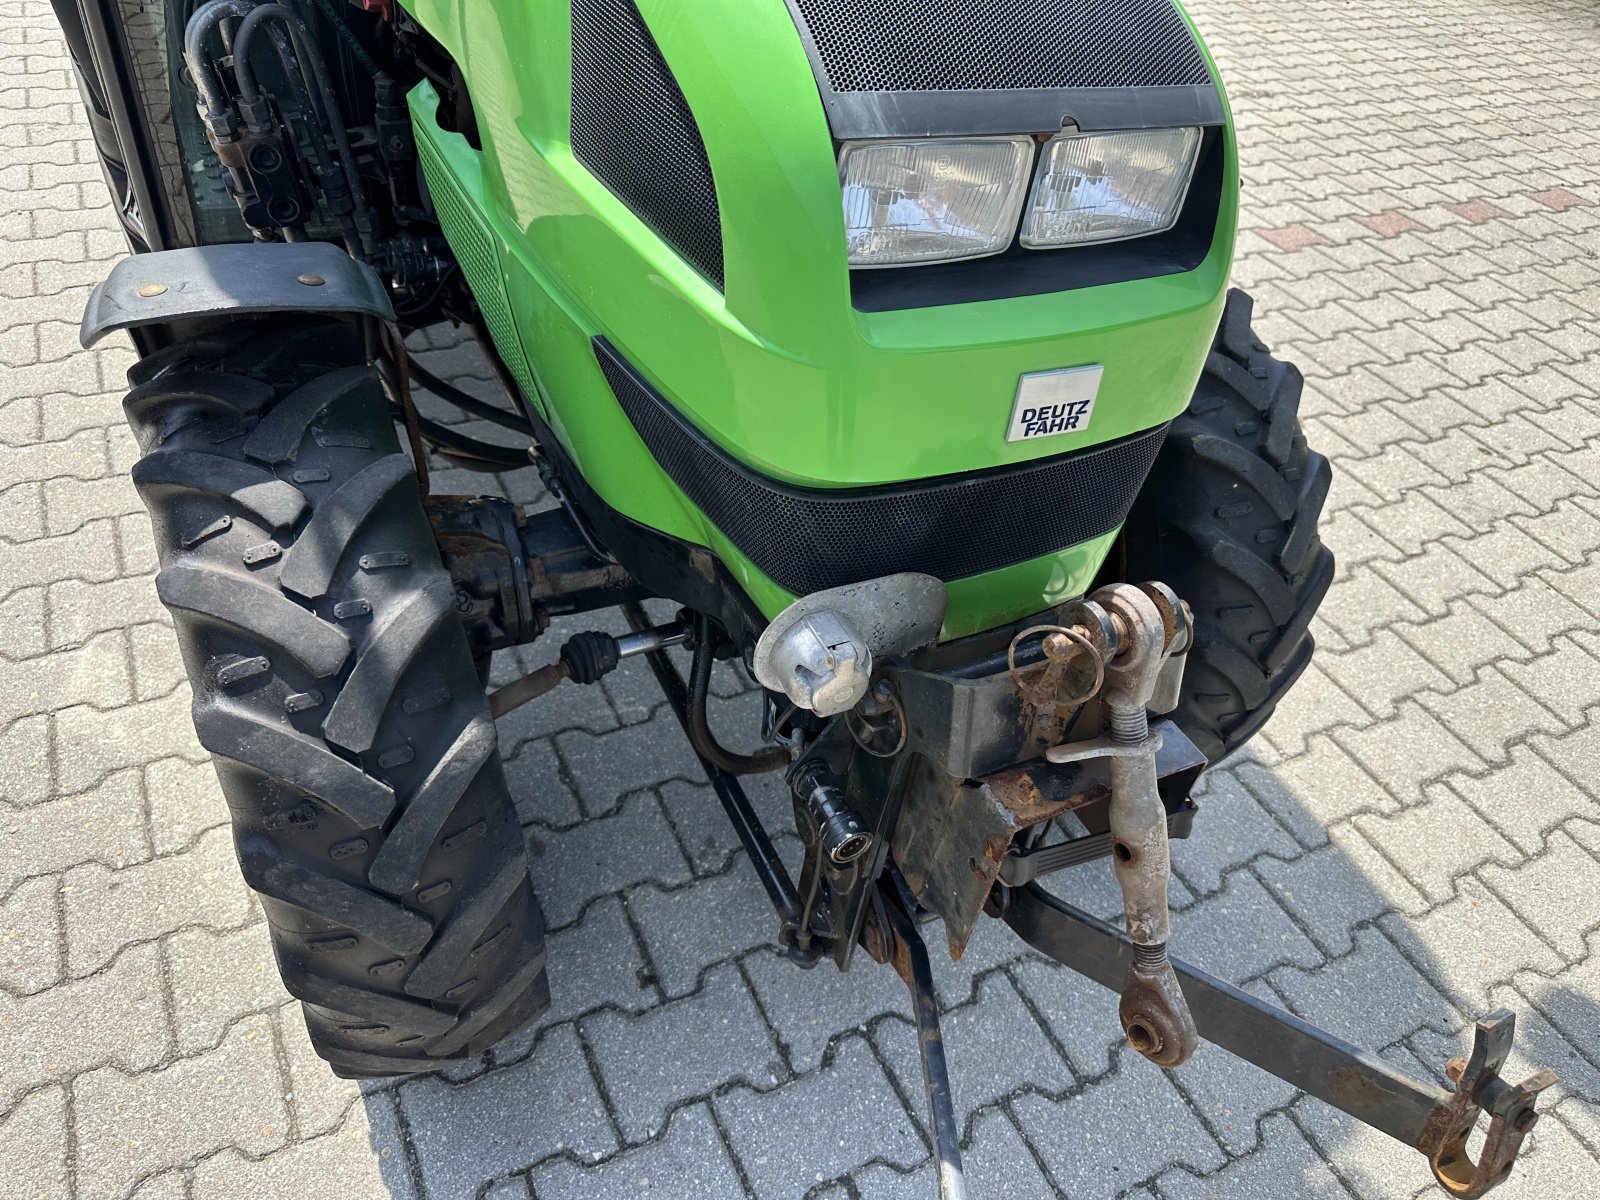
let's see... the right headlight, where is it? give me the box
[1020,127,1203,249]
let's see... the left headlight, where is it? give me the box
[839,136,1035,268]
[1020,127,1203,249]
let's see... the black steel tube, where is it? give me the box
[625,604,803,925]
[882,895,968,1200]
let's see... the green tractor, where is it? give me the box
[53,0,1551,1193]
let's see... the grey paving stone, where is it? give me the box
[0,872,60,993]
[1379,877,1564,1015]
[1166,1037,1300,1158]
[142,754,226,856]
[272,1000,365,1141]
[876,972,1072,1128]
[536,891,656,1026]
[1477,830,1600,962]
[1235,737,1395,850]
[1270,927,1460,1049]
[0,1083,69,1200]
[584,962,783,1141]
[401,1024,616,1199]
[1012,1049,1227,1199]
[1352,783,1522,903]
[0,939,169,1109]
[1253,823,1429,957]
[502,735,584,829]
[73,1014,288,1200]
[529,791,693,928]
[1451,742,1599,855]
[190,1101,414,1200]
[1168,765,1304,899]
[743,943,907,1073]
[529,1102,745,1200]
[715,1036,925,1200]
[553,708,704,818]
[628,863,778,999]
[164,919,280,1055]
[1170,869,1324,984]
[62,822,253,977]
[1011,955,1128,1082]
[1156,1112,1348,1200]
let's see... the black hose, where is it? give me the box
[232,3,375,257]
[408,359,535,435]
[184,0,256,117]
[299,0,381,76]
[399,408,530,472]
[687,613,788,775]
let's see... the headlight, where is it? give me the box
[1020,128,1202,249]
[839,136,1035,268]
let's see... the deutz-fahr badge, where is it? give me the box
[1007,364,1104,442]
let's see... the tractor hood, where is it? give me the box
[407,0,1238,632]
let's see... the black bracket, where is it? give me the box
[1003,883,1556,1198]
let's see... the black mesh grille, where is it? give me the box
[571,0,724,287]
[596,340,1168,596]
[790,0,1212,93]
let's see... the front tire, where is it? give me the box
[125,318,548,1077]
[1122,290,1335,763]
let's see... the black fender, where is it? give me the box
[80,242,394,349]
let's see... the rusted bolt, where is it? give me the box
[136,283,168,298]
[296,273,326,286]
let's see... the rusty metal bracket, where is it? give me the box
[1003,884,1554,1198]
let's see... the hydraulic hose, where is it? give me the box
[232,3,376,257]
[183,0,256,118]
[688,613,788,776]
[407,359,535,435]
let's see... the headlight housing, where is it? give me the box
[1020,127,1203,249]
[839,136,1035,268]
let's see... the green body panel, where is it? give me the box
[405,0,1237,639]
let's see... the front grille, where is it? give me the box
[791,0,1212,93]
[596,339,1168,596]
[570,0,724,287]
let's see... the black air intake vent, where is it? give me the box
[596,339,1169,596]
[571,0,724,287]
[791,0,1211,93]
[786,0,1222,138]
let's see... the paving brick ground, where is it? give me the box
[2,0,1599,1197]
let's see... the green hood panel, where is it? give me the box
[404,0,1236,636]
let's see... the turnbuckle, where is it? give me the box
[1015,582,1199,1066]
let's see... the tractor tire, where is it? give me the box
[123,317,547,1077]
[1122,289,1335,764]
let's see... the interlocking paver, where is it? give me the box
[1,0,1598,1195]
[585,962,784,1141]
[528,1102,745,1199]
[715,1036,926,1200]
[72,1014,288,1200]
[0,1083,69,1200]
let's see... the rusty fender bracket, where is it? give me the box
[1003,884,1556,1198]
